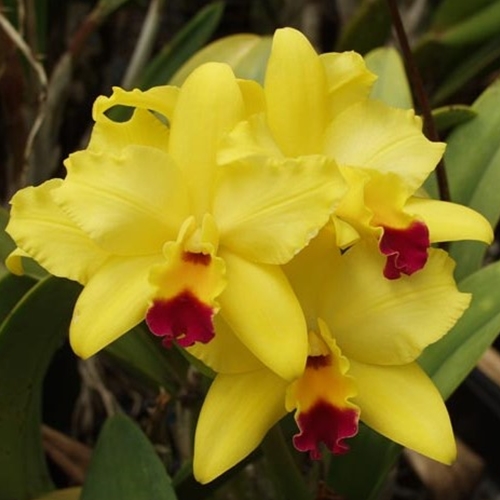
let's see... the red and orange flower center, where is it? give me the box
[290,355,359,460]
[145,251,216,348]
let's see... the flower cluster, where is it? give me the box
[6,28,492,483]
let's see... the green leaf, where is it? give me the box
[35,488,82,500]
[104,324,189,394]
[137,2,224,89]
[326,423,401,500]
[0,277,82,500]
[336,0,391,54]
[81,414,177,500]
[432,104,476,133]
[0,273,36,324]
[434,1,500,46]
[170,34,272,86]
[443,79,500,279]
[419,260,500,399]
[432,38,500,105]
[431,0,498,31]
[364,47,413,109]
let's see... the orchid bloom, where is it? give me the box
[5,62,345,380]
[190,226,469,483]
[220,27,493,278]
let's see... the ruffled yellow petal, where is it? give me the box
[214,155,345,264]
[320,51,376,119]
[55,146,189,256]
[350,360,456,464]
[194,369,288,484]
[89,108,171,155]
[405,197,493,244]
[218,249,307,381]
[323,101,445,191]
[317,242,471,365]
[265,28,328,155]
[6,179,108,283]
[187,315,262,374]
[92,85,179,124]
[70,254,162,358]
[168,62,245,217]
[218,114,283,164]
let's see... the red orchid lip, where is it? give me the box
[146,290,215,348]
[379,220,430,279]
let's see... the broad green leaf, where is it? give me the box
[326,423,401,500]
[336,0,391,54]
[170,34,272,86]
[432,38,500,105]
[137,2,224,89]
[444,79,500,279]
[0,273,36,324]
[35,488,81,500]
[432,105,476,133]
[105,324,189,394]
[435,2,500,46]
[431,0,498,30]
[364,47,413,109]
[419,260,500,400]
[0,277,81,500]
[81,414,177,500]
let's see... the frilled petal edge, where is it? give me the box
[6,179,108,283]
[214,155,345,264]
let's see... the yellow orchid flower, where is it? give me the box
[5,62,345,380]
[220,27,493,279]
[190,227,469,483]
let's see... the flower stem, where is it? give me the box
[261,424,312,500]
[386,0,451,203]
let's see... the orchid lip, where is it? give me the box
[146,289,215,348]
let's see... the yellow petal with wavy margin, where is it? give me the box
[70,254,161,358]
[218,114,283,165]
[194,369,287,483]
[168,63,245,217]
[56,146,189,256]
[89,108,171,154]
[320,51,376,119]
[214,155,345,264]
[265,28,327,155]
[405,197,493,244]
[350,360,456,464]
[6,179,108,283]
[219,250,307,381]
[318,243,471,365]
[188,315,262,374]
[323,101,445,191]
[92,85,179,124]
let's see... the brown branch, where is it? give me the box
[386,0,451,203]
